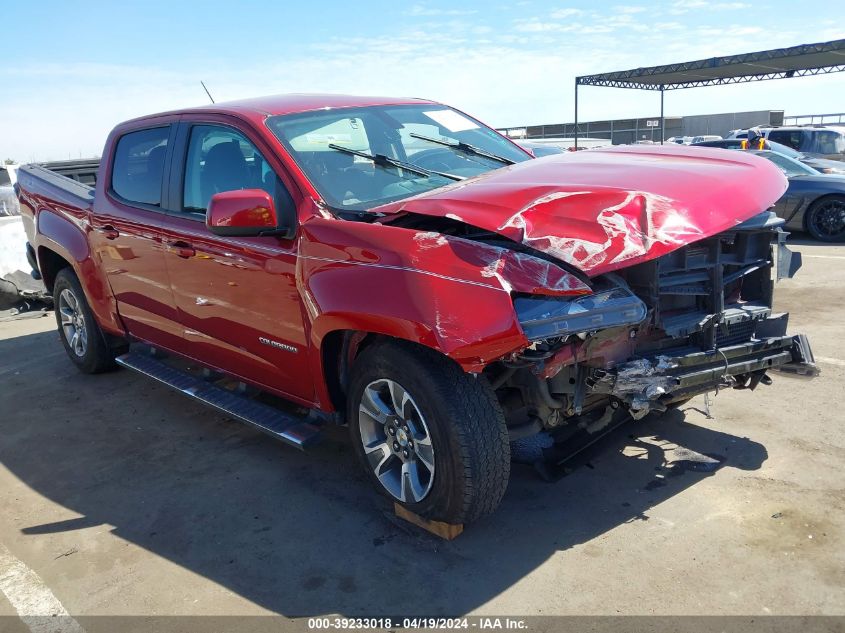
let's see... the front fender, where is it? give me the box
[299,218,531,373]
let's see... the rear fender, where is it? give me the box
[36,209,124,336]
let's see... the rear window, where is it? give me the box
[111,127,169,206]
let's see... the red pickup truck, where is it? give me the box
[16,94,817,524]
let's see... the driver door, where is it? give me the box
[161,119,315,405]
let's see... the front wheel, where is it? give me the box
[806,195,845,242]
[348,341,510,525]
[53,268,118,373]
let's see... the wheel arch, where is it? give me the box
[36,245,72,293]
[317,325,457,418]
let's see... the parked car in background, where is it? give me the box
[749,150,845,242]
[765,126,845,161]
[726,129,751,139]
[515,141,567,157]
[691,135,721,143]
[692,138,845,175]
[1,166,20,216]
[728,126,845,161]
[666,136,693,144]
[510,137,610,152]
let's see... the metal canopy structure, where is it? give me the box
[574,38,845,146]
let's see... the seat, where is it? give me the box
[124,144,165,205]
[201,140,250,207]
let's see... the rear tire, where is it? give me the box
[805,195,845,242]
[348,340,510,525]
[53,268,117,374]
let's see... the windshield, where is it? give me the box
[266,104,530,212]
[757,151,816,177]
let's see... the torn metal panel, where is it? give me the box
[590,356,679,419]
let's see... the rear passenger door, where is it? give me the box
[159,118,315,404]
[90,122,183,350]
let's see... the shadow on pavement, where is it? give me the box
[786,235,839,247]
[0,328,768,616]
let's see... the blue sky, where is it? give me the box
[1,0,843,161]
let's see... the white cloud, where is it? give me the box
[614,5,647,12]
[670,0,750,13]
[513,17,615,33]
[550,8,583,18]
[407,4,478,16]
[513,19,568,32]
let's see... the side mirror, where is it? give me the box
[206,189,291,238]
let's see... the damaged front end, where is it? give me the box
[484,211,819,445]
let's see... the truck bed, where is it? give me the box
[16,164,95,210]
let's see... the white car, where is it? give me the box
[0,165,20,217]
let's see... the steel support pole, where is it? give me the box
[660,85,665,145]
[574,81,579,150]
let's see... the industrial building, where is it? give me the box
[499,109,785,145]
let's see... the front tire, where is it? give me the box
[805,195,845,242]
[348,340,510,525]
[53,268,117,374]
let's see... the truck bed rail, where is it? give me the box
[17,164,95,206]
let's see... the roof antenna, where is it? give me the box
[200,81,215,104]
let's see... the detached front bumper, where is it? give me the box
[589,333,819,418]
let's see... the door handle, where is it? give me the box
[96,225,119,240]
[166,241,196,259]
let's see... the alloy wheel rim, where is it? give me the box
[358,378,435,503]
[813,200,845,239]
[58,288,87,357]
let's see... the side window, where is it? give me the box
[767,130,802,151]
[111,127,169,206]
[813,131,845,156]
[183,125,292,215]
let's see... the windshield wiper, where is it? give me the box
[409,132,515,165]
[327,144,463,181]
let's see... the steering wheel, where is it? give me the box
[409,148,461,172]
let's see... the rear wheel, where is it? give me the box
[805,195,845,242]
[348,340,510,525]
[53,268,117,373]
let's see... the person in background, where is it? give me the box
[741,127,768,150]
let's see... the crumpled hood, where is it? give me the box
[377,144,788,276]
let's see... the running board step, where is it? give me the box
[115,352,321,450]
